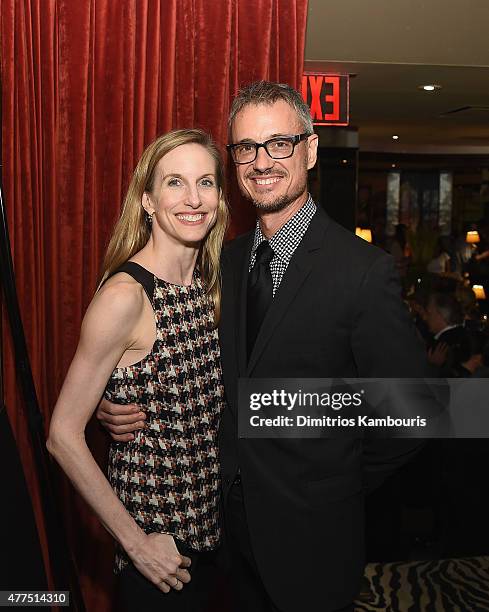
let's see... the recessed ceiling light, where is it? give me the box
[391,163,396,168]
[342,159,348,164]
[418,83,442,92]
[392,135,399,140]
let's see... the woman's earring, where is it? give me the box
[146,211,153,227]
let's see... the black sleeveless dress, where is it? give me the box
[104,262,224,573]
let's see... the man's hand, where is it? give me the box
[96,398,146,442]
[129,533,191,593]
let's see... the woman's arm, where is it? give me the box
[47,279,190,591]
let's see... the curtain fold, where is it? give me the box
[1,1,308,609]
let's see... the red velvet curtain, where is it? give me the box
[0,1,308,609]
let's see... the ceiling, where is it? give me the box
[305,0,489,154]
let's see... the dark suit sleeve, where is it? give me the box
[351,253,428,378]
[351,253,430,492]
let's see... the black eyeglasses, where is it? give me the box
[227,133,310,164]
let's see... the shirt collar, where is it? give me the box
[434,323,462,340]
[250,195,316,262]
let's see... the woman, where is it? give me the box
[427,237,451,275]
[47,129,229,611]
[387,223,411,281]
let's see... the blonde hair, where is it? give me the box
[99,129,229,324]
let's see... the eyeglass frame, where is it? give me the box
[226,133,311,164]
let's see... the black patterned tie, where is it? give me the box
[247,241,274,360]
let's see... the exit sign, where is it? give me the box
[301,74,349,126]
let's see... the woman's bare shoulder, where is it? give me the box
[83,273,145,340]
[98,271,144,300]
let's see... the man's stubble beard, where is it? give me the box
[252,185,305,213]
[240,159,309,214]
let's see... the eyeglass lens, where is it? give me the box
[233,138,294,163]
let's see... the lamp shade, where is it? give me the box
[355,227,372,243]
[472,285,486,300]
[466,231,480,244]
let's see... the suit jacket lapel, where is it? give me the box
[246,208,330,375]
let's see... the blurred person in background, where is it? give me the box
[427,237,451,275]
[425,292,465,373]
[451,330,487,377]
[454,230,474,278]
[473,334,489,377]
[387,223,411,281]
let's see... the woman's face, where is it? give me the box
[144,143,220,246]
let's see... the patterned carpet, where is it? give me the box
[354,556,489,611]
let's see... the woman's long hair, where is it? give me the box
[99,129,229,324]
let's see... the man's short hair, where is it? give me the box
[429,292,464,326]
[228,80,314,139]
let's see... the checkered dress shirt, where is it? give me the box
[249,195,317,296]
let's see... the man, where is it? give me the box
[425,292,464,345]
[98,81,430,611]
[425,292,465,374]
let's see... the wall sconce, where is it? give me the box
[472,285,486,300]
[466,231,480,244]
[355,227,372,243]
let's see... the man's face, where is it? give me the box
[230,100,318,213]
[425,299,447,335]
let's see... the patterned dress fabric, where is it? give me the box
[104,262,224,573]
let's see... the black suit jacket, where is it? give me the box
[219,207,430,611]
[436,325,465,348]
[429,325,466,376]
